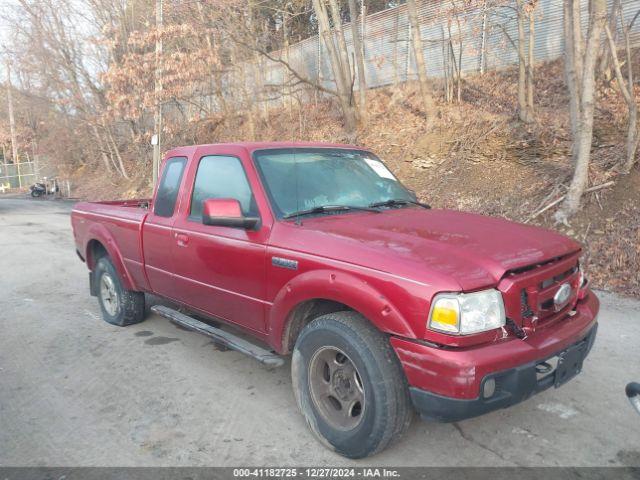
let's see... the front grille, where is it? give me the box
[499,252,581,332]
[541,265,578,289]
[520,289,534,318]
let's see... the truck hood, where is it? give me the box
[273,208,581,291]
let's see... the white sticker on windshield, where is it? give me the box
[364,159,395,180]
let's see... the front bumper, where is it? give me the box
[409,323,597,422]
[391,291,599,422]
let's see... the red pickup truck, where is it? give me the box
[71,142,598,458]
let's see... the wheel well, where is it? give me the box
[282,299,353,354]
[87,240,108,270]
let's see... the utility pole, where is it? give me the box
[152,0,163,188]
[6,61,20,187]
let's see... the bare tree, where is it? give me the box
[441,25,453,103]
[348,0,367,120]
[328,0,352,94]
[604,8,638,173]
[282,9,294,115]
[516,0,536,122]
[442,22,462,104]
[597,0,621,81]
[563,0,582,143]
[5,0,130,178]
[526,1,536,115]
[516,0,529,122]
[445,1,464,104]
[406,0,432,118]
[311,0,358,138]
[555,0,607,224]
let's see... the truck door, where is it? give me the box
[142,156,187,299]
[170,154,268,334]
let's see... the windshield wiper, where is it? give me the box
[368,199,431,209]
[284,204,381,220]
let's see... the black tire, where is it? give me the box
[94,256,145,326]
[291,311,412,458]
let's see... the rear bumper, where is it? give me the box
[409,323,597,422]
[391,291,599,422]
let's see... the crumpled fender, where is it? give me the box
[267,269,416,352]
[84,222,136,291]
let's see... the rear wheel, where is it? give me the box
[291,311,412,458]
[95,257,145,326]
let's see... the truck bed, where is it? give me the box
[71,199,152,291]
[72,198,150,225]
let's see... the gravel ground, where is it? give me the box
[0,197,639,467]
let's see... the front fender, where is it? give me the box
[85,223,136,291]
[268,269,416,352]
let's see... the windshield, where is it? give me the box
[253,148,414,219]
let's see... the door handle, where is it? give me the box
[175,232,190,247]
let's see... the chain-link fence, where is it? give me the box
[0,161,36,191]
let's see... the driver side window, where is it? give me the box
[190,155,257,221]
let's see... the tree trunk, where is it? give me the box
[517,0,531,122]
[527,6,535,115]
[106,124,129,179]
[572,0,583,90]
[328,0,353,95]
[406,0,432,118]
[229,33,256,140]
[282,15,294,115]
[312,0,358,139]
[441,25,451,103]
[563,0,581,150]
[447,28,461,104]
[247,2,266,133]
[605,24,638,173]
[90,123,113,174]
[598,0,620,80]
[556,0,607,223]
[621,11,638,173]
[348,0,367,121]
[625,106,639,173]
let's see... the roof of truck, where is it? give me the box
[188,141,360,149]
[163,141,366,159]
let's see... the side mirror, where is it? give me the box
[202,198,259,230]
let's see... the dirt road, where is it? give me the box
[0,197,638,467]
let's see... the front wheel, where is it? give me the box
[292,311,412,458]
[94,257,145,326]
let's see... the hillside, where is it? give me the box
[71,57,640,298]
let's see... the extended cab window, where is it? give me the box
[154,157,187,217]
[190,155,257,220]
